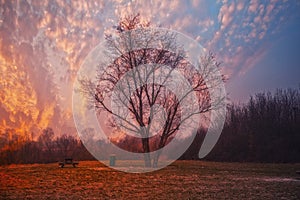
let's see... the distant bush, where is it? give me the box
[0,129,95,165]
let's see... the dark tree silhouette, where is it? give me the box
[78,14,225,167]
[205,88,300,162]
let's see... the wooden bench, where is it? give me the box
[59,158,79,168]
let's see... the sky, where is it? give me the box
[0,0,300,137]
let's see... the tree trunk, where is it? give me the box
[152,138,165,168]
[141,138,151,167]
[144,153,151,167]
[152,149,162,168]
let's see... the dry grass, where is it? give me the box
[1,161,300,199]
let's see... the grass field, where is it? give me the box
[1,161,299,199]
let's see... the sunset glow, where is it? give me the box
[0,0,299,139]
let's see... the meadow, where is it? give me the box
[1,161,299,199]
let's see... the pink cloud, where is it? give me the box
[218,2,235,30]
[217,44,269,79]
[237,2,244,11]
[248,0,259,13]
[266,3,275,16]
[192,0,202,7]
[238,46,269,76]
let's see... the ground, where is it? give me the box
[0,161,299,199]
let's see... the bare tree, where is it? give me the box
[78,14,225,167]
[38,128,54,152]
[56,134,78,159]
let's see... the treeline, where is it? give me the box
[0,88,299,165]
[0,128,94,165]
[181,88,300,163]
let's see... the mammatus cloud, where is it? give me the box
[119,0,299,76]
[209,0,299,77]
[0,0,299,138]
[0,0,120,137]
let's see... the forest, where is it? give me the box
[182,88,300,162]
[0,88,299,165]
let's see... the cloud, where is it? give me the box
[192,0,202,8]
[238,45,269,76]
[1,0,299,136]
[248,0,259,13]
[218,2,235,31]
[211,0,300,77]
[0,0,116,136]
[236,2,244,11]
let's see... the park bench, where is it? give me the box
[59,158,79,168]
